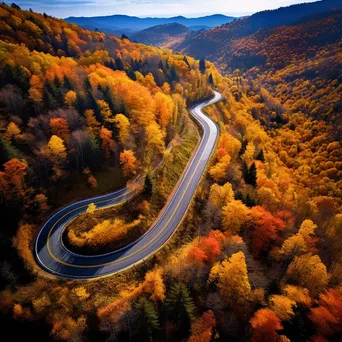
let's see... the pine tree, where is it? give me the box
[143,175,153,198]
[127,69,136,81]
[256,149,265,162]
[134,298,159,341]
[53,77,65,107]
[170,65,179,83]
[86,91,101,121]
[183,56,191,69]
[208,73,214,85]
[0,137,22,163]
[43,85,57,109]
[239,139,247,157]
[199,59,206,74]
[165,283,196,333]
[115,57,124,71]
[63,75,74,90]
[242,161,249,184]
[248,162,257,187]
[76,93,87,114]
[84,77,92,91]
[100,86,116,114]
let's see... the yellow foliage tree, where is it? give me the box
[68,218,140,248]
[154,92,174,130]
[283,285,312,307]
[12,223,35,270]
[286,253,329,296]
[114,114,130,144]
[72,287,90,300]
[209,251,251,305]
[64,90,77,107]
[269,295,296,320]
[120,149,137,177]
[85,109,100,136]
[216,133,241,160]
[143,268,166,302]
[298,219,317,237]
[98,99,113,122]
[145,122,165,162]
[86,203,96,214]
[222,200,250,234]
[48,135,67,160]
[208,182,234,208]
[5,122,21,140]
[209,155,231,182]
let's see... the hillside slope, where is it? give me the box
[176,0,342,60]
[130,23,192,48]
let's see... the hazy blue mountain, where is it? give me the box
[130,23,192,48]
[65,14,235,34]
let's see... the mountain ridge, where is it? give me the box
[65,13,236,35]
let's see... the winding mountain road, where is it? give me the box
[35,90,222,279]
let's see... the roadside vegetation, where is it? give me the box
[0,3,341,342]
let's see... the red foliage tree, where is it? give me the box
[250,309,283,342]
[246,206,285,256]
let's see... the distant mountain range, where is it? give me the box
[174,0,342,61]
[65,14,236,35]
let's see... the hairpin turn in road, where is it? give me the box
[35,90,222,279]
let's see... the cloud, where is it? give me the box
[11,0,319,18]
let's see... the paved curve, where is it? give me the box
[35,90,222,279]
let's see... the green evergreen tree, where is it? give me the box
[165,283,196,334]
[127,69,137,81]
[239,139,247,157]
[3,64,30,91]
[76,93,87,114]
[208,73,214,85]
[53,77,65,107]
[248,162,257,187]
[242,161,249,184]
[143,175,153,198]
[170,65,179,83]
[183,56,191,69]
[115,57,124,71]
[199,59,206,74]
[101,86,117,114]
[84,76,92,91]
[121,33,129,40]
[86,90,101,121]
[0,137,23,164]
[133,298,159,342]
[256,149,265,162]
[43,80,58,109]
[63,75,74,90]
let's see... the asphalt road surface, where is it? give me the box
[35,90,223,279]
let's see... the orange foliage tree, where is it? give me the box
[250,309,283,342]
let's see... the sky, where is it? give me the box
[13,0,319,18]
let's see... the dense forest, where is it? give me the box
[0,2,341,342]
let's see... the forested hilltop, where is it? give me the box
[0,3,341,342]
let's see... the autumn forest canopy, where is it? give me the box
[0,2,341,342]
